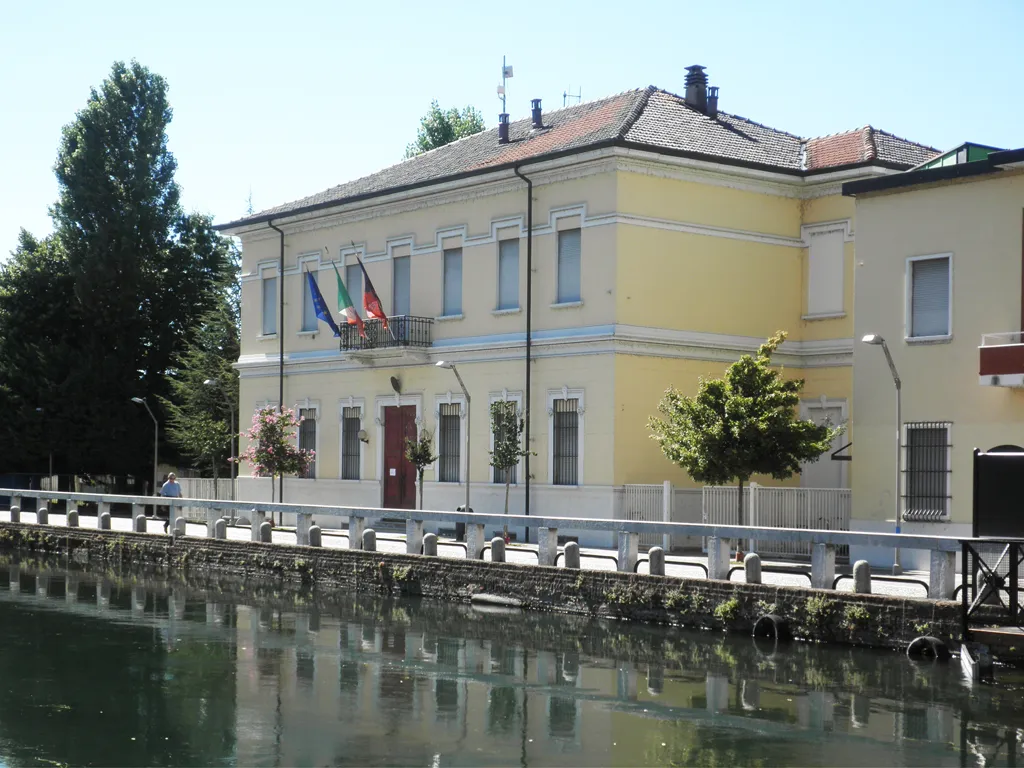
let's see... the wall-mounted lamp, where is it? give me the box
[358,429,369,444]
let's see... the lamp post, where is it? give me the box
[436,361,471,518]
[34,407,53,486]
[862,334,902,575]
[131,397,159,498]
[204,379,237,500]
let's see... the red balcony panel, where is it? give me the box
[980,344,1024,376]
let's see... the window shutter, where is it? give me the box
[443,249,463,316]
[393,256,411,316]
[262,277,277,336]
[301,272,318,332]
[911,258,950,337]
[497,240,519,310]
[557,229,581,304]
[345,264,362,306]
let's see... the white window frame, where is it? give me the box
[798,397,849,489]
[441,247,463,319]
[547,386,585,486]
[488,390,524,484]
[902,421,953,521]
[294,398,321,480]
[554,228,582,307]
[338,396,366,482]
[905,253,953,343]
[495,238,520,311]
[258,263,279,338]
[433,391,467,483]
[801,222,848,320]
[298,253,322,335]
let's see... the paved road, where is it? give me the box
[0,509,942,599]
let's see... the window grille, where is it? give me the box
[557,229,581,304]
[341,407,361,480]
[438,403,461,482]
[552,398,579,486]
[903,422,951,520]
[492,400,518,484]
[298,408,316,479]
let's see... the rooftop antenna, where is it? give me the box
[497,55,513,113]
[563,86,581,108]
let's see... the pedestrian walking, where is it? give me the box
[159,472,182,533]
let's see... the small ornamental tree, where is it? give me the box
[488,400,532,537]
[405,430,438,510]
[237,407,313,517]
[649,331,841,527]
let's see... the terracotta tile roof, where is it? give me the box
[224,88,939,227]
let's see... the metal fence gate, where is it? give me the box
[622,483,669,550]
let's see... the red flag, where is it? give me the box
[357,258,388,329]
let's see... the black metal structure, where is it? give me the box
[960,541,1024,639]
[973,447,1024,538]
[338,315,433,351]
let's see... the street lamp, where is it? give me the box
[204,379,237,500]
[131,397,159,498]
[436,361,471,518]
[862,334,903,575]
[34,407,53,485]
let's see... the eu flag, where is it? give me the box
[307,271,341,337]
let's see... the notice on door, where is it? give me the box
[389,468,396,476]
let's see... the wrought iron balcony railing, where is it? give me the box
[339,315,434,352]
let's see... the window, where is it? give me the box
[556,229,581,304]
[443,248,462,316]
[908,255,951,338]
[393,256,411,316]
[552,398,579,485]
[497,240,519,310]
[491,399,519,484]
[805,226,845,317]
[438,403,461,482]
[903,422,951,520]
[301,271,318,332]
[346,264,362,308]
[298,408,317,479]
[261,275,277,336]
[341,406,361,480]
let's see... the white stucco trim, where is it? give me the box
[338,396,366,481]
[547,386,585,486]
[488,390,525,485]
[433,391,467,484]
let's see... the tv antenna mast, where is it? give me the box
[563,86,581,107]
[497,55,513,113]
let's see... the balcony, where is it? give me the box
[979,332,1024,387]
[340,315,433,364]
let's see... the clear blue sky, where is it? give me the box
[3,0,1022,257]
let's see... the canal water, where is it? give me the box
[0,558,1020,767]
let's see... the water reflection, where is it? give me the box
[0,555,1021,767]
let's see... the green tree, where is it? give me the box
[0,60,235,482]
[405,431,438,510]
[404,101,485,158]
[488,400,532,536]
[649,331,840,526]
[238,407,313,512]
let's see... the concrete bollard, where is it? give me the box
[537,528,558,567]
[36,506,49,525]
[811,543,836,589]
[563,541,581,569]
[134,514,147,533]
[206,508,220,539]
[490,537,506,563]
[9,505,19,523]
[744,552,762,585]
[617,532,638,573]
[348,516,366,550]
[707,537,731,580]
[853,560,872,594]
[174,517,187,536]
[98,511,111,530]
[422,532,438,556]
[214,518,227,540]
[259,521,272,543]
[362,528,377,552]
[308,525,322,547]
[66,509,79,528]
[250,509,265,542]
[406,519,424,555]
[466,524,486,560]
[648,546,666,577]
[296,512,312,546]
[12,497,23,514]
[929,550,956,600]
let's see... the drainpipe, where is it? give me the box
[267,220,285,512]
[514,166,533,543]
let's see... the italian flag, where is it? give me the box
[333,263,366,338]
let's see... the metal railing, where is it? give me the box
[980,331,1024,346]
[339,315,433,351]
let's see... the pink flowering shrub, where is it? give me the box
[237,407,313,480]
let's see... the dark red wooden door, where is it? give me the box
[383,405,417,509]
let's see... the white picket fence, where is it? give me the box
[702,484,851,559]
[622,483,669,549]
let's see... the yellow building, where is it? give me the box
[218,66,937,547]
[843,146,1024,569]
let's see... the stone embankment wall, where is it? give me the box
[0,523,964,651]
